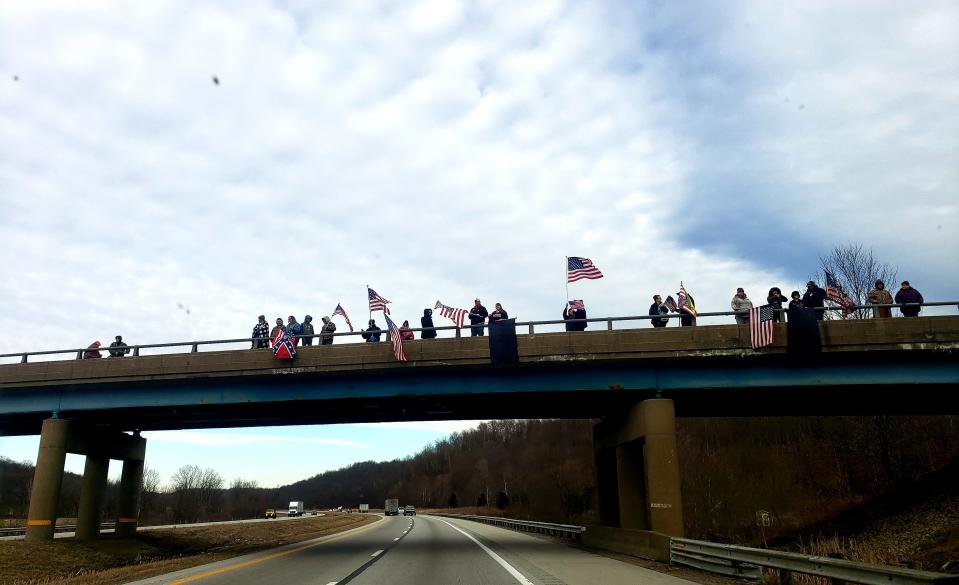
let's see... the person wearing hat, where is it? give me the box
[252,315,270,348]
[320,316,336,345]
[894,280,924,317]
[301,315,315,346]
[802,280,827,320]
[108,335,130,357]
[83,340,103,359]
[468,298,488,337]
[421,309,437,339]
[867,280,894,318]
[731,287,753,324]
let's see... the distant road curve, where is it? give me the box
[126,514,694,585]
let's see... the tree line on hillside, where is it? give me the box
[3,416,958,545]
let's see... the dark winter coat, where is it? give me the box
[362,321,381,342]
[564,306,587,331]
[895,287,924,317]
[252,321,270,348]
[421,309,437,339]
[649,302,669,327]
[488,308,508,323]
[803,286,827,320]
[301,320,315,346]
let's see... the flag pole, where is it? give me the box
[564,256,569,305]
[366,285,371,321]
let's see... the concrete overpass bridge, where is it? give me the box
[2,315,958,542]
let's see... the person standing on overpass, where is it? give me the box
[300,315,315,346]
[320,316,336,344]
[488,303,508,324]
[286,315,303,346]
[649,295,669,327]
[803,281,827,320]
[270,318,285,340]
[895,281,924,317]
[362,319,381,342]
[767,287,788,323]
[252,315,269,348]
[867,280,893,318]
[469,298,488,336]
[420,309,437,339]
[108,335,130,357]
[731,288,753,324]
[83,341,102,359]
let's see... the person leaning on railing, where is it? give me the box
[767,288,788,322]
[731,288,753,324]
[866,280,893,318]
[252,315,270,349]
[895,280,924,317]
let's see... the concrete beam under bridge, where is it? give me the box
[594,399,684,536]
[25,419,146,541]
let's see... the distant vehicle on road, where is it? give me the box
[404,506,416,516]
[265,509,276,519]
[385,498,399,516]
[288,501,304,517]
[359,504,369,513]
[310,510,318,515]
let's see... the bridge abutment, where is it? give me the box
[594,398,683,536]
[25,418,147,541]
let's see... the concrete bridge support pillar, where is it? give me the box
[25,418,70,541]
[594,398,684,536]
[76,455,110,540]
[115,437,146,537]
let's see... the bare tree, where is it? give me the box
[140,466,162,523]
[818,243,898,319]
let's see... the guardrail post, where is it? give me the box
[607,319,613,331]
[528,323,534,335]
[191,343,198,353]
[76,350,83,360]
[20,353,27,363]
[133,346,140,357]
[455,328,461,338]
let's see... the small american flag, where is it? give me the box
[663,295,678,313]
[368,287,391,315]
[332,303,354,331]
[434,301,466,328]
[384,314,408,362]
[569,299,585,311]
[567,257,604,283]
[749,304,775,349]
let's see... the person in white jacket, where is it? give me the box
[731,288,754,324]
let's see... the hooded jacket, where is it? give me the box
[320,317,336,343]
[895,287,924,316]
[421,309,437,339]
[362,320,381,342]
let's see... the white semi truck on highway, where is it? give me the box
[288,501,304,517]
[359,504,369,513]
[385,498,399,516]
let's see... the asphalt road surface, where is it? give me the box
[127,514,696,585]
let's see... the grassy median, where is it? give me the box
[0,513,378,585]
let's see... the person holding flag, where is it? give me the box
[332,303,354,331]
[677,284,697,327]
[563,300,587,331]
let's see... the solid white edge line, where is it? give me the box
[393,537,400,541]
[371,549,384,557]
[325,582,337,585]
[434,518,533,585]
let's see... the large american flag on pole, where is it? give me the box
[383,314,408,362]
[434,301,466,328]
[678,284,697,316]
[567,257,604,283]
[368,287,391,315]
[824,271,855,319]
[332,303,354,331]
[749,304,775,349]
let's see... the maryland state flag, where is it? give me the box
[272,328,297,360]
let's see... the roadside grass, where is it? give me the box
[0,512,377,585]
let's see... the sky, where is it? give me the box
[1,0,957,488]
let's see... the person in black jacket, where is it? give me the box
[767,288,788,323]
[300,315,315,346]
[252,315,270,348]
[108,335,130,357]
[421,309,437,339]
[649,295,669,328]
[469,298,488,336]
[802,281,827,320]
[362,319,381,342]
[564,302,587,331]
[788,291,803,310]
[488,303,508,323]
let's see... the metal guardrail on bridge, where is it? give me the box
[429,513,586,539]
[1,301,956,364]
[670,538,959,585]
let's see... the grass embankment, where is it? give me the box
[0,513,377,585]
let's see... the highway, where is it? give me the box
[126,514,695,585]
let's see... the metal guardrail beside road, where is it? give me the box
[670,538,959,585]
[0,521,115,537]
[429,513,586,539]
[1,301,956,364]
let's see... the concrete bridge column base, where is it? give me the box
[76,455,110,540]
[115,457,144,537]
[25,418,70,541]
[594,398,684,537]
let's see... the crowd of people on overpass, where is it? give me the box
[80,280,931,358]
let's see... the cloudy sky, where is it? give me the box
[1,0,957,487]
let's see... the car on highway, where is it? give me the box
[264,509,276,519]
[404,506,416,516]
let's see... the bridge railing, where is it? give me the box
[1,301,956,364]
[428,512,586,539]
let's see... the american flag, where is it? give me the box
[383,314,408,362]
[749,304,775,349]
[567,257,604,283]
[434,300,466,328]
[678,285,697,316]
[368,287,391,315]
[568,299,585,311]
[663,295,678,313]
[824,271,855,318]
[332,303,354,331]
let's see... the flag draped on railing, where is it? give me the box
[434,301,467,328]
[332,303,354,331]
[383,314,407,362]
[749,304,775,349]
[271,328,297,360]
[368,287,391,315]
[566,257,603,283]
